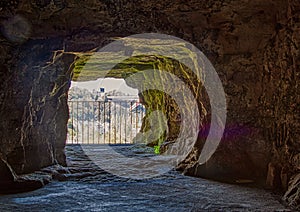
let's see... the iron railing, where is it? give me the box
[67,100,145,144]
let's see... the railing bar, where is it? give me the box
[124,101,127,143]
[141,103,144,143]
[92,102,95,144]
[98,101,100,144]
[130,101,133,144]
[120,102,122,144]
[68,100,145,145]
[136,102,138,139]
[72,102,74,143]
[109,102,111,144]
[104,102,106,144]
[114,101,117,144]
[87,102,90,144]
[82,102,84,144]
[77,101,79,144]
[71,101,73,144]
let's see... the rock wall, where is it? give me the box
[0,37,76,191]
[0,0,299,208]
[174,0,299,183]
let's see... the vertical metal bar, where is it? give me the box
[92,102,95,144]
[71,101,74,144]
[130,101,133,144]
[119,101,122,144]
[141,103,144,143]
[67,101,69,144]
[114,101,117,144]
[77,101,79,144]
[109,101,111,144]
[98,101,101,144]
[124,101,127,143]
[143,104,145,141]
[68,101,75,144]
[82,101,84,144]
[136,101,138,138]
[87,102,90,144]
[104,102,106,144]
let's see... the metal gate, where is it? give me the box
[67,100,145,144]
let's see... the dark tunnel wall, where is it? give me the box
[0,0,299,207]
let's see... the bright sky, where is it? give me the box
[70,78,138,95]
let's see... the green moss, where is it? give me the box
[70,38,204,151]
[154,145,160,154]
[71,54,157,81]
[72,54,92,81]
[70,37,199,82]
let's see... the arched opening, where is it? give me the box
[64,36,209,158]
[59,36,215,182]
[0,0,298,208]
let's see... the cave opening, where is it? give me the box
[67,67,144,145]
[60,35,211,181]
[65,48,203,153]
[0,0,299,209]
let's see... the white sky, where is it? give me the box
[70,78,138,96]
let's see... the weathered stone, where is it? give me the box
[0,158,16,181]
[0,38,76,193]
[283,174,300,210]
[266,163,280,189]
[0,1,298,208]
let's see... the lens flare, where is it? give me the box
[78,33,227,179]
[1,15,31,44]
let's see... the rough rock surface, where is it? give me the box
[283,173,300,210]
[0,38,76,192]
[0,0,299,208]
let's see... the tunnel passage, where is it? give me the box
[68,46,209,149]
[63,38,216,180]
[0,1,299,208]
[0,29,285,185]
[0,34,273,189]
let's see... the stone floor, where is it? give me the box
[0,145,291,211]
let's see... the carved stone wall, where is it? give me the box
[0,1,299,207]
